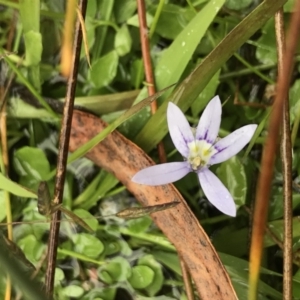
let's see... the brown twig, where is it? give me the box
[44,0,87,296]
[249,2,300,299]
[275,9,293,300]
[136,0,166,163]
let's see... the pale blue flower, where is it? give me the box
[132,96,257,216]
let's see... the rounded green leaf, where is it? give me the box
[90,51,118,88]
[14,146,50,180]
[114,25,132,56]
[114,0,137,23]
[138,255,164,296]
[99,270,114,284]
[269,189,300,220]
[73,234,104,258]
[82,287,116,300]
[97,257,131,283]
[127,216,152,233]
[216,156,247,207]
[255,19,277,64]
[128,265,155,289]
[17,234,45,263]
[103,240,120,256]
[54,268,65,284]
[62,285,84,298]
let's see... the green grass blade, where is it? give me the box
[0,173,37,198]
[19,0,42,90]
[2,53,57,118]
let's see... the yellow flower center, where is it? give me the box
[187,140,216,171]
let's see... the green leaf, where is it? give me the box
[289,79,300,123]
[90,51,119,88]
[284,0,296,12]
[14,146,50,181]
[225,0,252,10]
[97,257,131,283]
[219,253,283,299]
[0,173,37,198]
[23,31,42,66]
[74,170,119,209]
[92,0,115,57]
[130,59,144,88]
[73,209,98,231]
[114,0,137,23]
[19,0,41,89]
[0,192,6,221]
[153,4,195,40]
[72,234,104,258]
[128,265,155,289]
[269,190,300,220]
[151,251,181,275]
[62,285,84,298]
[0,234,47,300]
[54,268,65,284]
[138,255,164,296]
[213,217,300,256]
[114,24,132,56]
[127,216,152,233]
[17,234,45,263]
[102,240,120,256]
[216,156,247,207]
[127,12,153,28]
[293,270,300,298]
[191,69,220,117]
[82,287,116,300]
[19,0,40,33]
[255,19,277,64]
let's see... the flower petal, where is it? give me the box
[210,124,257,165]
[196,96,222,144]
[132,162,190,185]
[198,168,236,217]
[167,102,194,157]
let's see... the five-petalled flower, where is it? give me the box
[132,96,257,217]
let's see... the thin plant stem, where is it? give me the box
[44,0,88,297]
[275,9,293,300]
[233,52,274,84]
[248,2,300,299]
[186,0,197,14]
[149,0,164,39]
[137,0,166,163]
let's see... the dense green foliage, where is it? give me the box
[0,0,299,299]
